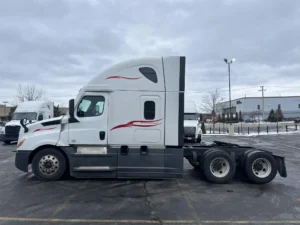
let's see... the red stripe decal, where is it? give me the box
[110,119,162,131]
[33,127,56,132]
[106,76,142,80]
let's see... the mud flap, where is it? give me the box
[273,155,287,178]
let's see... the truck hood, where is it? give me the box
[184,120,198,127]
[6,120,38,127]
[5,120,23,126]
[18,116,64,142]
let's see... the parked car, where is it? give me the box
[295,118,300,123]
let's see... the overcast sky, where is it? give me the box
[1,0,300,108]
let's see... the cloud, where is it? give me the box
[0,0,300,110]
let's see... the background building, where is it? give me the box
[0,105,12,122]
[218,96,300,121]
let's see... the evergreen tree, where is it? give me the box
[268,109,275,122]
[221,113,225,123]
[201,122,206,134]
[275,104,284,121]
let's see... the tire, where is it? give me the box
[202,150,236,184]
[199,149,218,170]
[244,151,277,184]
[240,150,258,168]
[4,141,11,144]
[32,148,67,181]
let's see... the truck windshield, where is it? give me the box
[12,112,37,121]
[184,113,198,120]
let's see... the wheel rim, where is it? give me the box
[252,158,272,178]
[210,157,230,178]
[39,155,59,175]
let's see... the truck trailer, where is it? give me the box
[14,56,287,184]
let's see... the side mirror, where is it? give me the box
[68,99,79,123]
[69,99,75,118]
[38,114,43,121]
[20,118,29,133]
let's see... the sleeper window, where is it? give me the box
[77,96,105,117]
[139,67,158,83]
[144,101,155,120]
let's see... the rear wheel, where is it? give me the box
[245,151,277,184]
[32,148,66,181]
[202,150,236,184]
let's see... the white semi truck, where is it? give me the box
[1,101,54,144]
[14,56,287,184]
[184,101,202,143]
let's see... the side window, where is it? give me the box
[139,67,158,83]
[77,96,105,117]
[144,101,155,120]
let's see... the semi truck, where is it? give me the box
[1,101,54,144]
[14,56,287,184]
[184,101,202,143]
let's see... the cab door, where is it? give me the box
[68,92,108,145]
[68,92,117,178]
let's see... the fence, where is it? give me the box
[205,122,299,135]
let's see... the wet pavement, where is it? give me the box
[0,134,300,225]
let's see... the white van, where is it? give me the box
[184,101,202,143]
[1,101,54,144]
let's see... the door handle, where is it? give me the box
[140,146,148,155]
[99,131,105,140]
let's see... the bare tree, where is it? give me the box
[201,88,223,133]
[16,84,47,103]
[201,88,223,114]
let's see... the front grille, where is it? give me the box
[5,125,21,136]
[184,127,196,137]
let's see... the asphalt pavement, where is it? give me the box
[0,133,300,225]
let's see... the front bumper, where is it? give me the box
[1,134,19,142]
[15,151,31,172]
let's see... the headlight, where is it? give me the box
[17,139,25,148]
[0,129,4,134]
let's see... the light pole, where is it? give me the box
[224,58,236,135]
[3,101,8,121]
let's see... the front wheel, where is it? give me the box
[32,148,66,181]
[3,141,11,144]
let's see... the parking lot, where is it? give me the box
[0,134,300,225]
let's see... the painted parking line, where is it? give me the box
[1,217,300,224]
